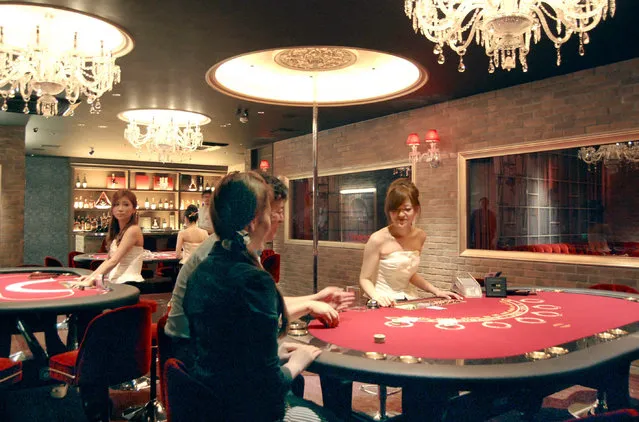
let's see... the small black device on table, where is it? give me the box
[484,272,507,297]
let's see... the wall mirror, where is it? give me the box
[287,164,411,247]
[459,130,639,268]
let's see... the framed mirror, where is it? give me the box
[459,130,639,268]
[286,164,412,247]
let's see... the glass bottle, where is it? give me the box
[82,175,88,188]
[78,196,84,209]
[169,200,174,210]
[180,200,185,210]
[75,175,81,188]
[151,197,157,210]
[144,197,150,209]
[164,198,169,209]
[111,173,117,189]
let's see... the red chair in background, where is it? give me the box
[48,304,152,422]
[261,250,281,283]
[68,251,83,268]
[44,256,64,267]
[589,284,639,294]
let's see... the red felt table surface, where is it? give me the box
[308,292,639,360]
[0,273,103,302]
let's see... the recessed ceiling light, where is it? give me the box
[98,125,108,128]
[112,93,121,97]
[77,123,86,127]
[257,111,265,115]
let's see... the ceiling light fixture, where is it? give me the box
[404,0,615,73]
[237,108,249,124]
[578,141,639,170]
[0,4,133,117]
[118,109,211,163]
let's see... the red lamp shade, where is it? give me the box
[424,129,440,143]
[259,159,270,171]
[405,133,421,146]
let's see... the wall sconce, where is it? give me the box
[406,129,440,168]
[259,159,270,172]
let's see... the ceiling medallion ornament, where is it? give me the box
[118,109,211,164]
[404,0,615,73]
[0,4,133,117]
[274,48,357,71]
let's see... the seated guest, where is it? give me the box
[73,189,144,287]
[197,188,214,235]
[183,171,336,422]
[165,173,353,363]
[175,205,209,264]
[359,179,460,307]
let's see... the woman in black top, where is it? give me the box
[183,171,333,422]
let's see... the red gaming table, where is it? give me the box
[0,267,139,363]
[297,288,639,421]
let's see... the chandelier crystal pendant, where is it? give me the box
[578,141,639,170]
[0,4,133,117]
[404,0,615,73]
[118,109,211,163]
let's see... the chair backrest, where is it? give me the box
[68,251,83,267]
[44,256,63,267]
[164,358,217,422]
[262,253,281,283]
[75,303,152,386]
[156,315,172,406]
[589,283,639,294]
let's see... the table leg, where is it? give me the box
[15,318,48,362]
[595,360,632,411]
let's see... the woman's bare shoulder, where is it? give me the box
[367,227,389,247]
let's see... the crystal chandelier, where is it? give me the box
[578,141,639,169]
[404,0,615,73]
[118,109,211,163]
[0,4,133,117]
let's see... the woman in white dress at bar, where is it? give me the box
[175,205,209,265]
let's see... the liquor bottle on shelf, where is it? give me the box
[75,175,81,188]
[162,218,168,229]
[151,197,157,210]
[73,217,82,231]
[144,197,150,209]
[84,218,91,231]
[169,200,174,210]
[164,199,169,209]
[110,173,117,189]
[77,196,83,209]
[82,175,88,188]
[169,214,175,229]
[205,182,210,191]
[84,198,89,209]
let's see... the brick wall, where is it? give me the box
[272,58,639,297]
[0,126,26,267]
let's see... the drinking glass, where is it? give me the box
[96,274,112,293]
[345,285,366,311]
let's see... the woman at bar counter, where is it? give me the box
[359,179,461,307]
[182,172,337,422]
[72,189,144,287]
[175,204,209,264]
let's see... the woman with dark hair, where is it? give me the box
[183,171,334,422]
[175,204,209,264]
[74,189,144,287]
[359,179,460,307]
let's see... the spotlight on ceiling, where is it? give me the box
[237,108,249,124]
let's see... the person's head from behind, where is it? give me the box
[479,197,489,209]
[384,179,420,229]
[184,204,199,224]
[261,174,288,241]
[109,189,138,243]
[201,189,213,207]
[212,171,273,255]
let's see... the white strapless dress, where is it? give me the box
[180,241,203,264]
[375,250,421,300]
[108,241,145,284]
